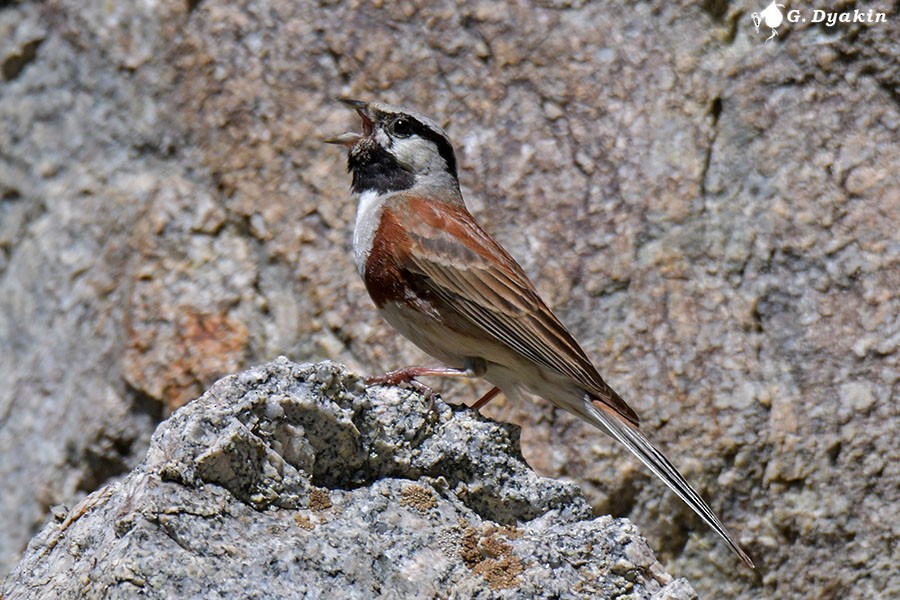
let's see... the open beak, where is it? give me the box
[323,98,374,147]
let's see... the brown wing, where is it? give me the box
[391,196,640,426]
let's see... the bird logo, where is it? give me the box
[752,1,786,43]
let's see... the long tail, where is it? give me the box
[581,396,755,568]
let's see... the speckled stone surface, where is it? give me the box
[2,359,694,599]
[1,1,898,597]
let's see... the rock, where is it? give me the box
[1,0,898,597]
[1,359,694,600]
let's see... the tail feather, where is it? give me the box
[582,396,755,568]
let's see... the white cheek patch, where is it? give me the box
[393,137,438,172]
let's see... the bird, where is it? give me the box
[325,98,754,568]
[751,1,785,43]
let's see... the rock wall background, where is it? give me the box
[1,0,897,597]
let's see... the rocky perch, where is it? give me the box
[2,359,695,599]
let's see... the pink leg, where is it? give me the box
[366,360,488,411]
[366,365,480,409]
[471,386,501,410]
[365,366,474,387]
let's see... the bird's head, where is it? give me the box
[325,99,458,195]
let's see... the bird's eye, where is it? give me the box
[392,117,415,138]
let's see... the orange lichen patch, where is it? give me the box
[460,523,524,590]
[172,310,249,401]
[474,554,524,590]
[478,532,512,558]
[309,488,333,511]
[460,526,482,568]
[293,514,315,530]
[399,484,437,512]
[123,307,249,411]
[498,524,522,540]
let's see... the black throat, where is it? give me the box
[348,141,415,195]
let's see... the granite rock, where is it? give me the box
[2,359,695,600]
[1,0,898,597]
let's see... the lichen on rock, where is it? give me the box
[2,359,694,599]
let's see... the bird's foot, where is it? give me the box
[366,368,443,410]
[367,362,488,412]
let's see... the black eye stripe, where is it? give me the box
[387,114,458,178]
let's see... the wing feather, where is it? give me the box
[394,197,639,426]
